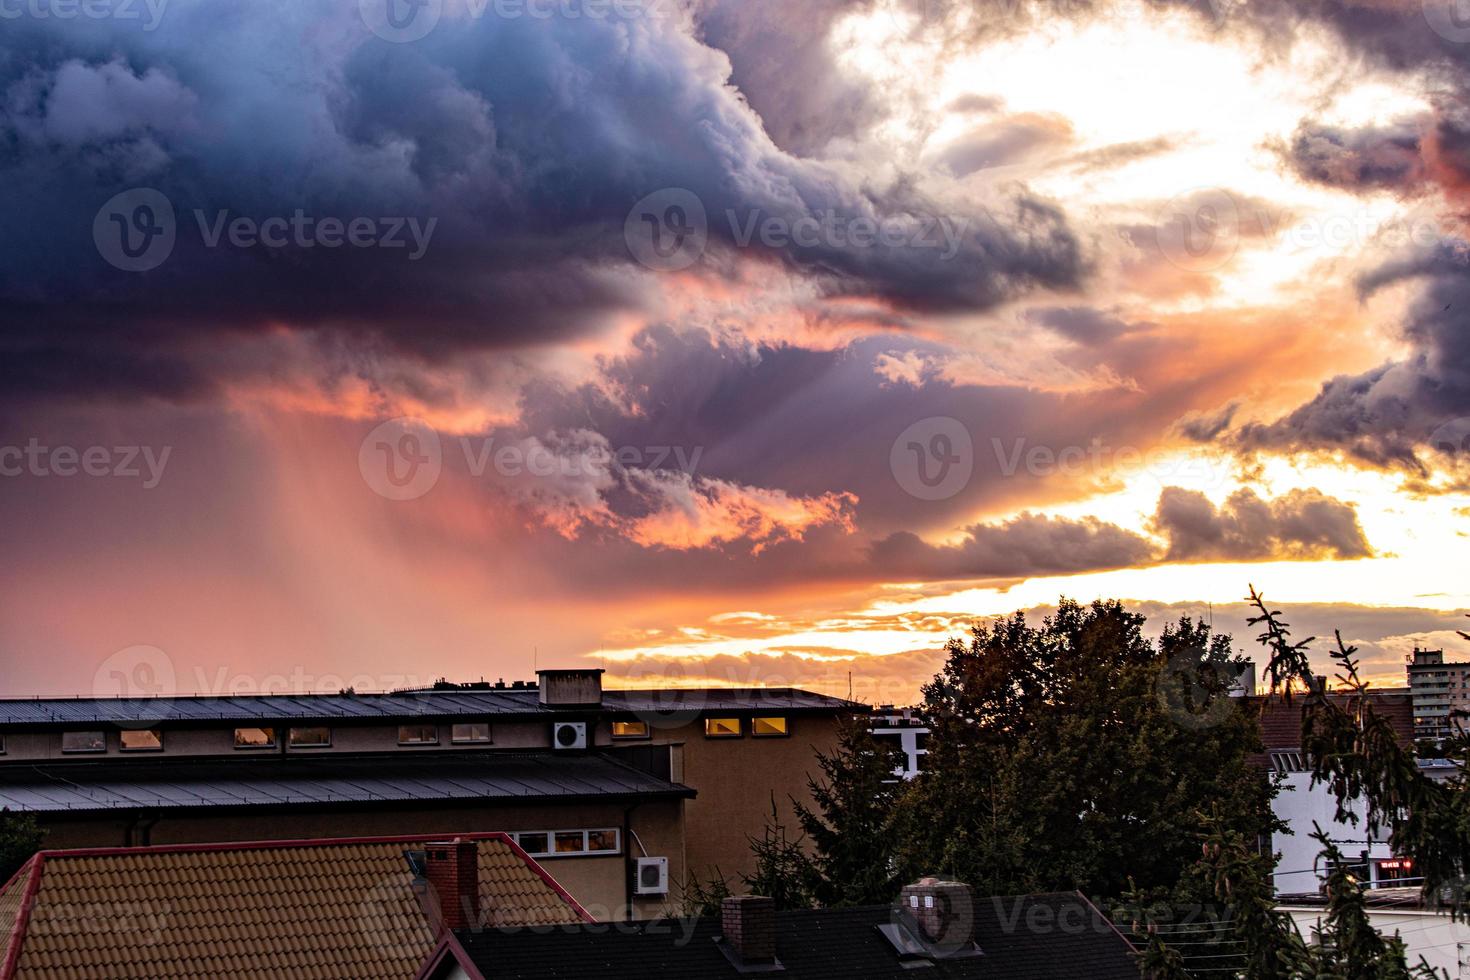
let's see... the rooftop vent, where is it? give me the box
[885,878,981,960]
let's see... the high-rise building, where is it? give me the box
[1407,647,1470,741]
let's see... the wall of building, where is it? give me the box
[1286,907,1470,978]
[33,798,687,922]
[653,714,844,894]
[1272,773,1394,894]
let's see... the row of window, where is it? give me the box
[509,828,621,858]
[4,715,791,754]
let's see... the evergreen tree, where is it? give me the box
[792,715,906,907]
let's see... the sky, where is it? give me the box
[1,0,1469,703]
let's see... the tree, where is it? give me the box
[0,809,43,883]
[791,715,906,907]
[891,598,1278,901]
[741,796,818,910]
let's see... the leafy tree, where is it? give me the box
[791,715,906,907]
[0,808,43,883]
[892,598,1277,901]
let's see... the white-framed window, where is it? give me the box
[62,731,106,753]
[234,727,277,749]
[288,726,331,748]
[120,729,163,752]
[512,828,621,858]
[451,722,491,744]
[0,734,6,754]
[398,724,439,745]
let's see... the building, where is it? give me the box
[0,669,860,919]
[1282,888,1470,978]
[417,879,1141,980]
[1408,646,1470,741]
[0,832,587,979]
[1251,691,1418,895]
[869,706,929,780]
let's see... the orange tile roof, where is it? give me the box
[0,833,589,979]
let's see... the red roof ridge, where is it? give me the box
[0,855,44,980]
[29,829,521,861]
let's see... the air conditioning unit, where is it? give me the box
[552,721,587,750]
[633,856,668,896]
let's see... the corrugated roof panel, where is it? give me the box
[0,752,693,813]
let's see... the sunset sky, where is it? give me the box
[2,0,1469,702]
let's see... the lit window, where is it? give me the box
[451,722,491,744]
[288,727,331,748]
[120,729,163,752]
[752,717,788,737]
[611,720,649,739]
[704,717,742,738]
[511,829,621,857]
[398,724,438,745]
[234,727,276,749]
[62,731,106,753]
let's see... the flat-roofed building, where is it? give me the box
[0,670,860,919]
[1407,647,1470,741]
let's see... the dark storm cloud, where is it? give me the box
[0,1,1083,405]
[868,513,1157,579]
[1228,243,1470,469]
[1151,486,1373,562]
[1282,119,1426,192]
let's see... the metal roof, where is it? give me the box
[0,687,858,727]
[0,751,695,813]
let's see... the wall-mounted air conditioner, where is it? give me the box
[633,856,669,896]
[552,721,587,750]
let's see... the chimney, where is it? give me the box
[900,878,974,950]
[721,896,776,965]
[422,839,480,932]
[536,668,604,708]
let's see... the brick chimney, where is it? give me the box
[721,896,776,964]
[423,839,480,932]
[536,668,604,707]
[900,878,974,949]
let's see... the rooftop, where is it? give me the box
[436,894,1140,980]
[0,750,694,813]
[0,688,860,728]
[0,832,589,979]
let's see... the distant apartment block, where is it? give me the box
[1407,646,1470,741]
[870,706,929,780]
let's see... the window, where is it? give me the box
[0,735,6,754]
[512,829,621,858]
[120,729,163,752]
[1270,750,1307,773]
[234,727,276,749]
[704,717,742,738]
[62,731,106,753]
[288,727,331,747]
[398,724,438,745]
[611,720,649,739]
[451,722,491,744]
[752,717,788,737]
[516,832,549,855]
